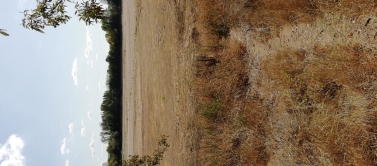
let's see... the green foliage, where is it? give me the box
[21,0,105,33]
[0,29,9,36]
[200,100,224,121]
[22,0,73,33]
[123,135,170,166]
[98,0,123,165]
[75,0,105,25]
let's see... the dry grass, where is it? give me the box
[262,45,377,165]
[241,0,377,42]
[193,0,377,165]
[194,1,256,165]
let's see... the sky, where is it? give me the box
[0,0,110,165]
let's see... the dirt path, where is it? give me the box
[122,0,198,165]
[121,0,136,158]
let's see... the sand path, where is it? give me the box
[122,0,198,164]
[121,0,136,158]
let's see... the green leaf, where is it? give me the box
[0,31,9,36]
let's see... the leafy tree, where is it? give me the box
[75,0,104,25]
[22,0,104,33]
[0,29,9,36]
[123,135,170,166]
[100,131,110,143]
[95,0,123,164]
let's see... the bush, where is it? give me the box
[122,135,170,166]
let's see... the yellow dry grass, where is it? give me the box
[193,0,377,165]
[263,46,377,165]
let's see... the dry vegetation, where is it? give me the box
[193,0,377,165]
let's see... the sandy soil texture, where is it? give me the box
[121,0,136,157]
[122,0,198,165]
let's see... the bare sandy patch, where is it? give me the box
[122,0,198,165]
[121,0,136,158]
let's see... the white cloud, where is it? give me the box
[65,159,69,166]
[98,81,101,91]
[87,112,92,120]
[89,134,95,157]
[68,123,74,134]
[81,128,85,137]
[85,27,92,59]
[60,138,69,155]
[86,85,90,91]
[95,53,98,60]
[0,135,25,166]
[71,57,78,86]
[81,120,84,127]
[90,60,93,68]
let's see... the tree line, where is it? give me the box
[97,0,123,165]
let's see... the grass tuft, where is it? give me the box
[200,99,224,122]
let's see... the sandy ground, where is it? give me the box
[121,0,136,157]
[122,0,197,165]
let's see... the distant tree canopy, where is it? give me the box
[96,0,122,165]
[21,0,105,33]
